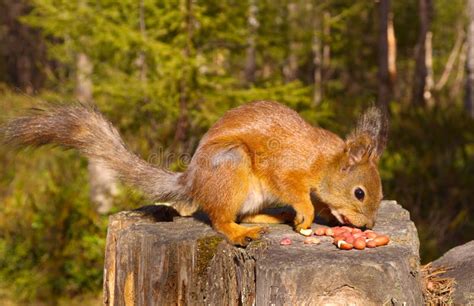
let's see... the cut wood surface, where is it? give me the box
[103,201,423,305]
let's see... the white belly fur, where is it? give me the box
[240,178,276,215]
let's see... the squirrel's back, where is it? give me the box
[195,101,344,171]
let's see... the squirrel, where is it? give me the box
[2,101,388,246]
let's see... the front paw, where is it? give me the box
[231,226,269,247]
[294,213,314,235]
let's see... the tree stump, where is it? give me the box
[103,201,423,305]
[432,240,474,304]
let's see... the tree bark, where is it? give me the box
[465,0,474,117]
[76,52,118,214]
[103,201,423,305]
[377,0,393,110]
[244,0,258,84]
[412,0,433,107]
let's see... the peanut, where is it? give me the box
[299,228,313,236]
[353,237,366,250]
[345,235,355,244]
[304,237,321,244]
[366,240,377,248]
[333,235,346,244]
[331,227,344,235]
[337,240,353,250]
[325,228,334,236]
[280,237,292,245]
[373,235,390,246]
[315,228,326,236]
[365,231,378,239]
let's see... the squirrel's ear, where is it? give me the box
[342,107,388,169]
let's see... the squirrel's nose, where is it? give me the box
[365,219,375,229]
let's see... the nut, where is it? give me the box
[299,228,313,236]
[353,237,366,250]
[333,228,347,236]
[325,228,334,236]
[366,240,377,248]
[314,228,326,236]
[333,234,346,244]
[345,235,355,244]
[365,231,378,239]
[304,237,321,244]
[337,240,353,250]
[373,235,390,246]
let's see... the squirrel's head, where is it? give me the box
[316,107,388,229]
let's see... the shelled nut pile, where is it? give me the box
[279,226,390,250]
[315,226,390,250]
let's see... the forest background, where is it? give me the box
[0,0,473,304]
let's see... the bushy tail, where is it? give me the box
[1,104,188,202]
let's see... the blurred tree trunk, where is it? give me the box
[465,0,474,117]
[137,0,147,82]
[322,11,331,81]
[173,0,193,154]
[451,42,467,98]
[412,0,433,107]
[435,25,464,91]
[283,1,299,82]
[76,52,118,214]
[388,12,397,98]
[75,53,93,102]
[377,0,396,109]
[312,6,322,106]
[0,0,47,93]
[425,31,434,106]
[244,0,258,84]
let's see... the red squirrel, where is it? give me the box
[2,101,388,246]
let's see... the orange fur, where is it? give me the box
[240,212,294,224]
[181,101,387,245]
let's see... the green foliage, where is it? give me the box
[0,91,143,304]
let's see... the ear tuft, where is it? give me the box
[343,134,374,169]
[343,107,389,168]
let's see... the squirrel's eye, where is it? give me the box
[354,188,365,201]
